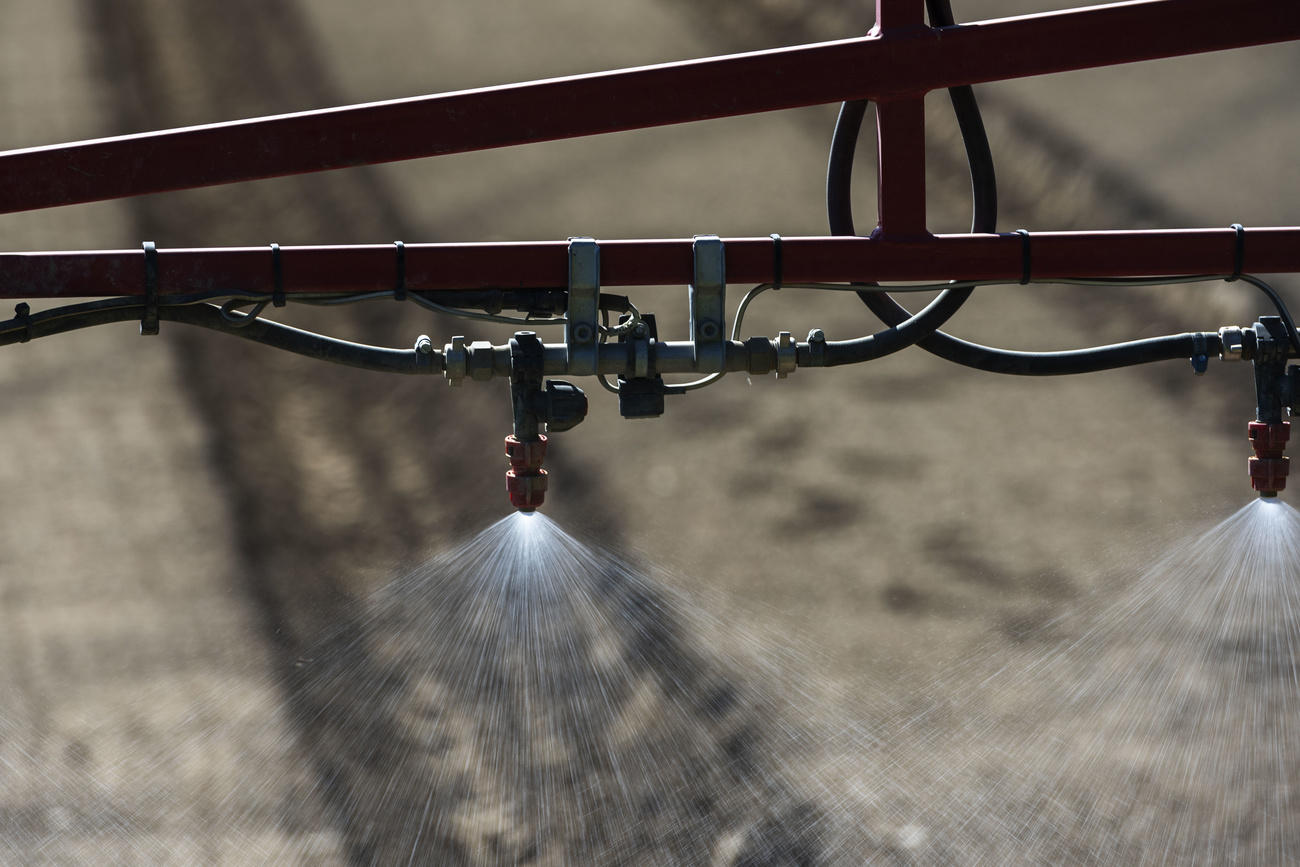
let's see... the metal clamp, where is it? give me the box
[690,234,725,373]
[444,335,468,385]
[775,331,796,378]
[566,237,599,376]
[1219,326,1246,362]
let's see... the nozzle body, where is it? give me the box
[506,434,548,511]
[1248,420,1290,497]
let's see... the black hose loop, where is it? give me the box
[219,297,269,328]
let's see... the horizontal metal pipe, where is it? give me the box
[1,229,1297,298]
[526,341,760,377]
[0,0,1292,213]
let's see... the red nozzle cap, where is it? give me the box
[507,467,548,511]
[505,434,548,511]
[1248,421,1290,495]
[505,434,547,470]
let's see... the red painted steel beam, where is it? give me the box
[872,0,928,236]
[0,0,1293,214]
[871,0,927,236]
[874,98,929,237]
[2,229,1297,298]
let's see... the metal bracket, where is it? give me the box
[690,234,725,372]
[566,237,599,376]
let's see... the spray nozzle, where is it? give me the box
[505,434,548,512]
[505,331,589,511]
[1246,316,1295,498]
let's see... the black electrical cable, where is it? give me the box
[826,0,1242,374]
[0,282,645,374]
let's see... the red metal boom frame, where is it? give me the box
[0,0,1297,295]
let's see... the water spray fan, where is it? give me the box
[0,0,1297,510]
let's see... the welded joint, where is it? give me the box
[566,237,599,376]
[690,235,725,373]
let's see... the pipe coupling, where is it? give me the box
[1219,326,1246,361]
[775,331,797,379]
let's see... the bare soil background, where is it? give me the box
[1,0,1298,863]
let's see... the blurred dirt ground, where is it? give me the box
[1,0,1297,863]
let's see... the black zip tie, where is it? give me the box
[1015,229,1031,285]
[14,303,31,343]
[394,240,407,302]
[1228,223,1245,282]
[769,233,783,289]
[270,243,286,307]
[141,241,160,335]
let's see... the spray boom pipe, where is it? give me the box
[0,1,1295,511]
[2,231,1300,298]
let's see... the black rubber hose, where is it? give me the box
[166,305,435,373]
[817,0,986,368]
[0,299,436,374]
[827,0,1213,375]
[816,99,972,366]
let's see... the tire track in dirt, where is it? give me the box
[80,0,1280,861]
[85,2,614,861]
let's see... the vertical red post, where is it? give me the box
[873,0,930,239]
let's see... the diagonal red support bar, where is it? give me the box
[2,229,1297,298]
[0,0,1293,214]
